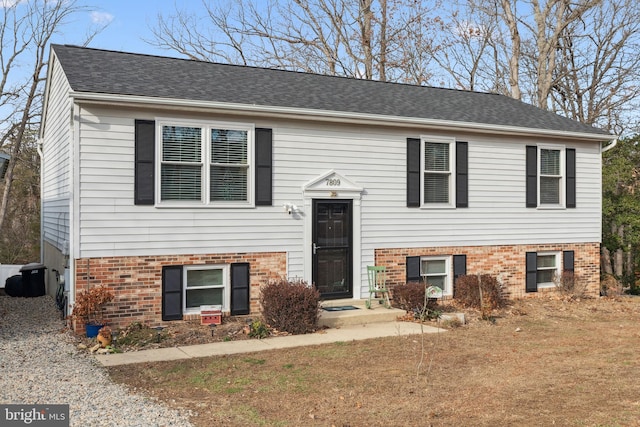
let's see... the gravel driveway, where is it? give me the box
[0,295,193,427]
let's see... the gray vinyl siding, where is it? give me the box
[74,106,602,294]
[41,55,72,250]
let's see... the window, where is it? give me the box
[183,265,230,313]
[420,256,452,296]
[536,252,559,288]
[158,120,253,206]
[422,138,454,206]
[540,148,562,205]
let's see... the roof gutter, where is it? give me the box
[601,138,617,153]
[69,91,611,142]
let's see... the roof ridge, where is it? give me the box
[52,44,503,98]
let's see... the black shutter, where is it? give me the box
[453,255,467,282]
[525,252,538,293]
[526,146,537,208]
[456,142,468,208]
[162,265,183,321]
[231,262,250,315]
[135,120,155,205]
[563,250,575,273]
[566,148,576,208]
[407,138,421,207]
[255,128,273,206]
[406,256,421,282]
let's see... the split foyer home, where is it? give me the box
[40,44,613,329]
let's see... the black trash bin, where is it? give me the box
[20,263,47,297]
[5,274,24,297]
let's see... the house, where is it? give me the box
[40,44,613,330]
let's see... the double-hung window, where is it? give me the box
[158,120,253,206]
[420,256,452,296]
[536,252,559,288]
[422,137,455,207]
[183,265,230,313]
[539,147,563,206]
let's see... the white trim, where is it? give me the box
[536,252,560,289]
[419,256,453,297]
[154,118,255,208]
[420,135,456,209]
[69,92,611,142]
[537,144,566,209]
[182,264,230,313]
[302,170,363,299]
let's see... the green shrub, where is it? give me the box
[392,281,439,320]
[454,274,505,312]
[247,319,270,339]
[260,278,320,334]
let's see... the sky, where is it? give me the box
[55,1,186,57]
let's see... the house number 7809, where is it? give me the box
[326,178,341,186]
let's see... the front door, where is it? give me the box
[312,200,352,299]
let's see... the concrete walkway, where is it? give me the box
[95,321,444,367]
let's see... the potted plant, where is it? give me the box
[71,285,114,337]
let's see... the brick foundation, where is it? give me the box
[72,251,286,332]
[375,242,600,299]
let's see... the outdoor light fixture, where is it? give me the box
[0,152,9,180]
[283,203,299,215]
[153,326,165,343]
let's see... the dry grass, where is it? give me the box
[107,296,640,427]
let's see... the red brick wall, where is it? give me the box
[375,242,600,299]
[73,252,286,332]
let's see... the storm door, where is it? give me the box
[312,200,352,299]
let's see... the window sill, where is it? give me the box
[420,203,456,210]
[537,205,566,210]
[155,202,254,209]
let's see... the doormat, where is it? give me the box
[322,305,359,312]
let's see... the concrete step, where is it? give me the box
[318,299,405,328]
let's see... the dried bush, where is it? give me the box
[71,285,114,325]
[454,274,505,312]
[554,271,588,298]
[600,274,623,296]
[260,278,320,334]
[392,281,439,319]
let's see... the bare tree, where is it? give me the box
[150,0,444,84]
[0,0,105,259]
[551,0,640,133]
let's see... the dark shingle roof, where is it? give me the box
[51,44,608,137]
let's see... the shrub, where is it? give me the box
[247,319,270,339]
[454,274,505,312]
[554,271,588,298]
[260,278,320,334]
[600,274,623,296]
[392,281,439,320]
[71,285,114,325]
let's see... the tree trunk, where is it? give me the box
[614,249,624,278]
[601,246,613,275]
[500,0,521,100]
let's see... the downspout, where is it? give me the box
[601,138,617,153]
[37,139,44,264]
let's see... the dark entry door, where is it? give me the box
[312,200,352,299]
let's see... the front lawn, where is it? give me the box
[107,296,640,426]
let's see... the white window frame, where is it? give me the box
[536,252,560,289]
[419,256,452,297]
[156,118,255,208]
[538,144,565,208]
[183,264,230,314]
[421,136,456,209]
